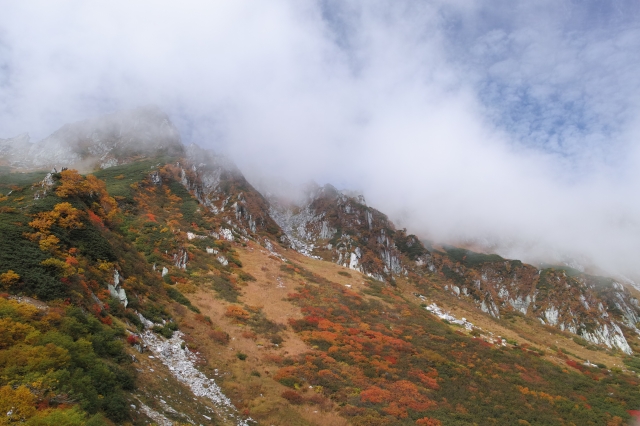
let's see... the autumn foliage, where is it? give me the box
[0,270,20,288]
[225,305,250,321]
[274,262,640,424]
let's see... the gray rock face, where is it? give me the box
[266,184,406,280]
[431,256,640,354]
[0,133,32,167]
[108,270,128,307]
[177,144,277,237]
[1,106,183,170]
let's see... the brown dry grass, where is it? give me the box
[167,241,351,424]
[162,237,633,424]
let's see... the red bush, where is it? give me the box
[208,330,230,345]
[566,359,585,372]
[281,390,304,405]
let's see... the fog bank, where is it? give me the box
[1,1,640,278]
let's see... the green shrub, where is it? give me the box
[165,285,200,313]
[211,275,240,302]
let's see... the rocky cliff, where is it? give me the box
[267,185,640,354]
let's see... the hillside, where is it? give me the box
[267,184,640,355]
[1,111,640,425]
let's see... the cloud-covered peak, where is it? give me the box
[1,1,639,278]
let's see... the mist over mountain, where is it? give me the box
[3,4,640,423]
[1,1,640,279]
[2,104,640,423]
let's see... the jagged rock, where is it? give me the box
[149,171,162,185]
[108,270,128,307]
[220,228,234,241]
[173,249,188,269]
[428,250,640,353]
[266,184,406,279]
[172,145,280,238]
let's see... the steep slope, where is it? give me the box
[3,110,640,425]
[0,160,268,424]
[426,248,639,354]
[179,143,283,239]
[268,184,640,354]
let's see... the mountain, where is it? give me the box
[268,183,640,355]
[1,108,640,425]
[0,106,183,170]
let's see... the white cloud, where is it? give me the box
[1,1,640,278]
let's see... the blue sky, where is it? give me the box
[1,1,639,278]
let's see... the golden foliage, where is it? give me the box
[54,170,118,220]
[28,202,84,252]
[55,169,85,198]
[41,258,76,277]
[0,318,36,349]
[52,202,83,229]
[0,385,36,423]
[38,234,60,252]
[0,270,20,288]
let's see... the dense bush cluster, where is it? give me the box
[0,298,134,423]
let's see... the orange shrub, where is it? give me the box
[416,418,442,426]
[242,330,257,340]
[360,386,391,404]
[225,305,250,321]
[382,402,407,418]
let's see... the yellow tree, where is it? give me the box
[55,169,85,198]
[52,202,83,229]
[0,270,20,289]
[0,385,36,423]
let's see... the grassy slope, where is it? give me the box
[1,160,640,425]
[187,240,640,425]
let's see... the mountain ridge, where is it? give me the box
[2,108,640,424]
[4,107,639,354]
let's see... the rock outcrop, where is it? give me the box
[266,184,640,353]
[425,249,639,354]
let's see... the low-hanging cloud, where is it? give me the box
[1,1,640,279]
